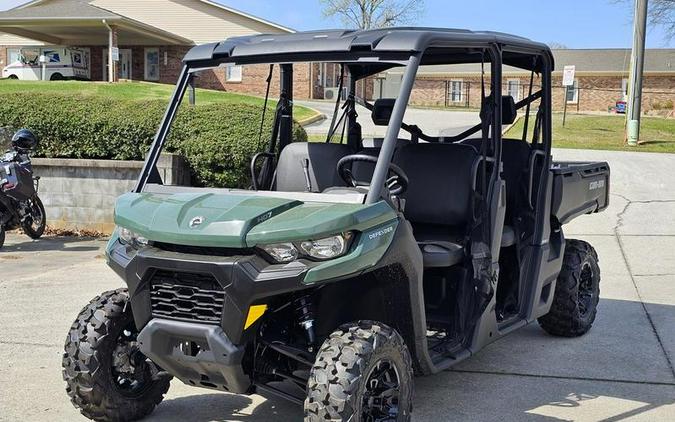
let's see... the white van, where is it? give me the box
[2,47,90,81]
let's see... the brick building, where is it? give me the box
[379,49,675,112]
[0,0,350,99]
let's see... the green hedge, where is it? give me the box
[0,93,307,187]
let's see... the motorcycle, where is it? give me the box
[0,128,46,250]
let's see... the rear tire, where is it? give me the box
[50,73,64,81]
[304,320,414,421]
[62,288,171,421]
[0,225,5,249]
[538,239,600,337]
[21,196,45,239]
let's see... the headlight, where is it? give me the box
[261,243,298,263]
[299,233,351,260]
[260,232,352,263]
[117,226,148,247]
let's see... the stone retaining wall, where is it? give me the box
[31,154,189,233]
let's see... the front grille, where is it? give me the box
[152,242,252,257]
[150,270,225,324]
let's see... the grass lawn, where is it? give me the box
[506,113,675,153]
[0,80,319,122]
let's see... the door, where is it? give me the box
[103,48,132,81]
[119,49,131,79]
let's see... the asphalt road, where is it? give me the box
[1,148,674,421]
[297,100,480,138]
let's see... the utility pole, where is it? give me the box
[626,0,648,146]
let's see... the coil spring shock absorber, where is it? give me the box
[294,294,316,351]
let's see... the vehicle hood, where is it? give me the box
[114,191,396,248]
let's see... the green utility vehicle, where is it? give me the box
[62,28,610,421]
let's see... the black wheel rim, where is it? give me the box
[110,323,153,397]
[28,200,43,232]
[578,261,595,318]
[361,359,401,422]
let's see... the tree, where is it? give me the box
[321,0,424,29]
[649,0,675,40]
[614,0,675,41]
[548,42,570,49]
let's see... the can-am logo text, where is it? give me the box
[589,180,605,191]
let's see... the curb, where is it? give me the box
[502,113,523,136]
[298,112,326,127]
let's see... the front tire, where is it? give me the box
[22,195,46,239]
[0,224,5,249]
[538,239,600,337]
[304,321,414,421]
[62,289,171,421]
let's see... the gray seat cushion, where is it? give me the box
[419,241,464,268]
[393,144,480,268]
[501,225,516,247]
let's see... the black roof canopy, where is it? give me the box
[183,27,554,73]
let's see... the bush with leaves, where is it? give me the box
[0,93,306,187]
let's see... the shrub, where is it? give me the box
[0,93,306,188]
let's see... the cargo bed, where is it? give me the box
[551,161,610,224]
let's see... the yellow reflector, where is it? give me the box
[244,305,267,329]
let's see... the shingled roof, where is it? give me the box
[0,0,118,19]
[389,48,675,76]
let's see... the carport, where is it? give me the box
[0,0,192,81]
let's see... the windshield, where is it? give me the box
[147,59,414,195]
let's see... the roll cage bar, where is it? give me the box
[354,90,543,144]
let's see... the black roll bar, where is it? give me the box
[134,66,190,192]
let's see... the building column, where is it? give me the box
[104,21,119,82]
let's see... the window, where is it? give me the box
[449,80,463,103]
[42,49,62,63]
[7,48,20,64]
[19,48,40,65]
[507,79,521,101]
[566,79,579,103]
[144,48,160,81]
[225,64,242,82]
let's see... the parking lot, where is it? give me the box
[1,148,674,421]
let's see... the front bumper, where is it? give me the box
[138,319,250,393]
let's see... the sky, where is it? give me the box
[1,0,673,48]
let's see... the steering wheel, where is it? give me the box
[337,154,409,196]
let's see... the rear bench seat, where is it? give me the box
[394,143,479,268]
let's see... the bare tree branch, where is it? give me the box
[612,0,675,42]
[321,0,424,29]
[548,42,570,49]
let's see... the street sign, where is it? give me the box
[111,47,120,62]
[562,65,576,86]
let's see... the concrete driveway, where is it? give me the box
[1,149,674,421]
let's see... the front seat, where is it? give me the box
[275,142,354,192]
[394,143,479,268]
